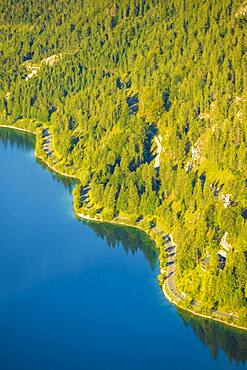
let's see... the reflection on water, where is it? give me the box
[0,127,35,150]
[178,308,247,364]
[0,127,75,193]
[84,220,157,270]
[36,158,76,193]
[0,127,157,268]
[0,126,246,369]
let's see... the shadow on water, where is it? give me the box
[0,127,76,193]
[177,308,247,364]
[83,220,158,270]
[0,127,35,150]
[0,127,157,269]
[1,126,246,367]
[36,158,76,194]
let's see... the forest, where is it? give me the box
[0,0,246,325]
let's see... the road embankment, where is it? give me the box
[1,123,246,332]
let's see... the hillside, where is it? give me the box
[0,0,246,326]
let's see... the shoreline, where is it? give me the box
[1,123,246,332]
[0,124,37,135]
[77,210,247,332]
[36,154,80,180]
[77,212,148,233]
[162,281,247,333]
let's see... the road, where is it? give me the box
[164,241,238,321]
[42,129,53,158]
[154,135,162,168]
[165,243,184,301]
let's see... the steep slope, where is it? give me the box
[0,0,246,326]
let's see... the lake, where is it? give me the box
[0,128,246,370]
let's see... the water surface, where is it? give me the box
[0,128,246,370]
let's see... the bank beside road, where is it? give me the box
[76,208,246,331]
[0,124,37,134]
[162,243,244,331]
[0,123,246,332]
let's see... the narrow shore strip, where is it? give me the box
[0,124,79,179]
[76,209,247,332]
[35,155,80,180]
[0,124,37,134]
[162,278,247,332]
[0,123,246,332]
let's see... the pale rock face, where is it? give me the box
[191,145,201,161]
[185,145,201,172]
[44,53,62,66]
[220,193,232,208]
[154,135,162,169]
[220,232,231,252]
[217,232,231,264]
[218,249,227,259]
[24,54,62,81]
[235,3,247,18]
[25,66,39,81]
[185,162,192,173]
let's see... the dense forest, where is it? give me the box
[0,0,246,325]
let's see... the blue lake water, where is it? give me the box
[0,128,246,370]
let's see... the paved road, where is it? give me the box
[42,129,53,158]
[165,243,184,301]
[154,135,162,169]
[164,242,238,321]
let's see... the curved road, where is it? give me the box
[164,242,238,321]
[154,136,162,169]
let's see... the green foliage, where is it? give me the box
[1,0,246,316]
